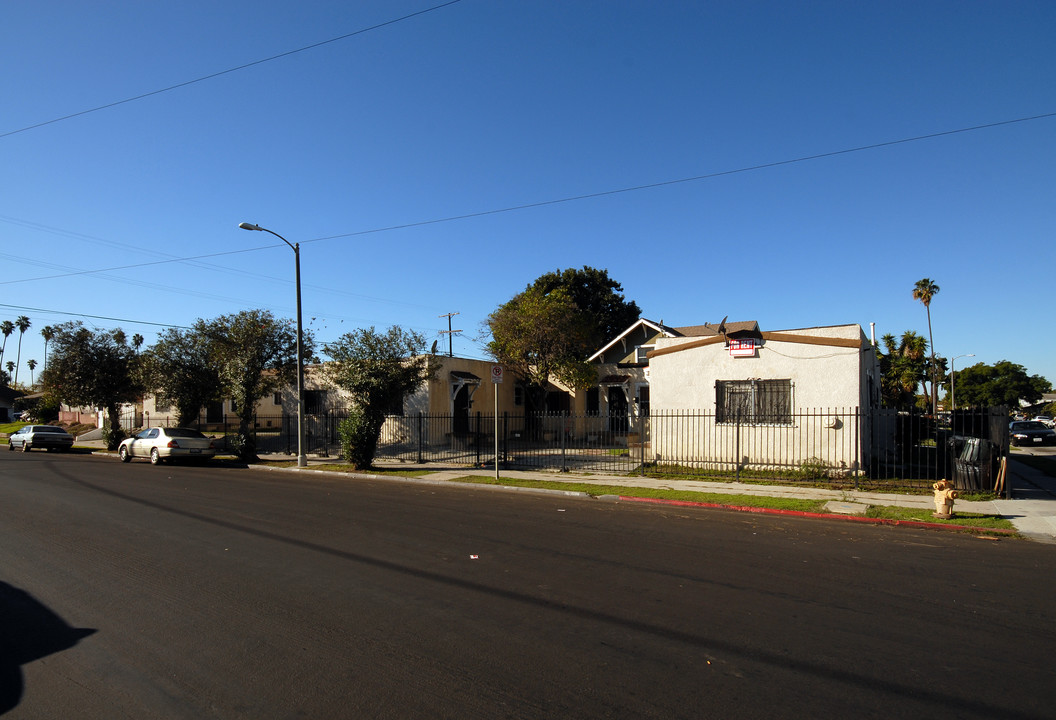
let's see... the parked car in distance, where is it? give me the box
[118,427,218,465]
[1009,421,1056,447]
[1033,415,1054,428]
[7,425,75,452]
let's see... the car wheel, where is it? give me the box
[119,446,131,463]
[6,442,12,452]
[150,448,162,465]
[21,442,31,453]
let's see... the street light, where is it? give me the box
[239,222,307,468]
[950,353,975,412]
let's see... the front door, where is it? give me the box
[608,387,629,433]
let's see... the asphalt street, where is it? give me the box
[2,451,1055,719]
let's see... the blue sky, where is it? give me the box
[3,1,1054,390]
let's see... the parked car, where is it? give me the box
[118,427,218,465]
[7,425,75,452]
[1009,421,1056,447]
[1033,415,1054,428]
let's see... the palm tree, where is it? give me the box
[41,325,55,369]
[912,279,940,413]
[13,316,30,385]
[0,320,13,369]
[27,359,37,386]
[5,361,13,376]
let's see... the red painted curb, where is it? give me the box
[617,495,1017,535]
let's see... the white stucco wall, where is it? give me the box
[648,324,876,473]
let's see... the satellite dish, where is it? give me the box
[717,315,728,337]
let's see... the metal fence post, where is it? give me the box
[417,412,423,464]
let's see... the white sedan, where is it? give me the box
[118,427,218,465]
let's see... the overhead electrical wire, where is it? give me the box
[4,111,1053,287]
[0,0,465,140]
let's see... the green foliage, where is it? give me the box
[878,331,928,409]
[952,360,1051,408]
[325,326,433,469]
[795,456,830,480]
[337,407,386,470]
[146,327,223,426]
[101,419,126,450]
[528,266,641,349]
[487,267,639,412]
[487,286,598,411]
[197,310,308,461]
[41,322,144,449]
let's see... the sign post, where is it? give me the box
[491,365,503,481]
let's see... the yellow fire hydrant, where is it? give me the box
[932,478,958,519]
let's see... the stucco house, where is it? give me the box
[647,323,881,473]
[576,318,759,441]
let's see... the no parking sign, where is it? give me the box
[491,365,504,384]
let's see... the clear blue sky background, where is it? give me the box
[3,1,1054,392]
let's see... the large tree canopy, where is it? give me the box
[487,286,599,412]
[41,321,145,448]
[950,360,1050,409]
[197,309,309,461]
[528,266,641,349]
[145,327,223,426]
[323,326,433,469]
[487,267,640,412]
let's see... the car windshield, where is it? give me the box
[1013,422,1047,430]
[164,428,207,439]
[38,426,67,433]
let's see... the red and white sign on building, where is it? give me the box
[729,339,758,358]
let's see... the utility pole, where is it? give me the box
[438,312,462,357]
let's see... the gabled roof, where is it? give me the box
[671,320,759,338]
[588,318,682,362]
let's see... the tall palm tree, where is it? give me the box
[41,325,55,369]
[912,279,940,413]
[13,316,30,385]
[0,320,13,369]
[27,359,37,386]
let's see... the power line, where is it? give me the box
[309,111,1056,244]
[4,111,1053,287]
[0,0,464,140]
[0,303,193,330]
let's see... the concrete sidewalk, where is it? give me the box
[76,438,1056,543]
[253,451,1056,543]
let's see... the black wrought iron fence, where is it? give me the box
[131,405,1010,493]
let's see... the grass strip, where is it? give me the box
[442,475,830,513]
[864,506,1016,531]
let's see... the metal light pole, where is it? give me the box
[239,222,307,468]
[950,353,975,412]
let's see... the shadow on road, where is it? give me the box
[0,581,95,715]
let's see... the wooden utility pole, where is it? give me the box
[438,312,462,357]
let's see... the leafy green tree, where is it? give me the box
[145,327,224,426]
[323,326,434,470]
[13,316,30,385]
[527,266,641,349]
[198,309,308,462]
[40,322,145,449]
[912,279,939,412]
[950,361,1051,408]
[487,286,599,413]
[26,359,37,385]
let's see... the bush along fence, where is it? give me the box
[135,405,1008,494]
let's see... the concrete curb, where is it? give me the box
[617,495,1019,536]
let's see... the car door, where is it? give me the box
[131,428,159,457]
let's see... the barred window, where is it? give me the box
[716,379,792,424]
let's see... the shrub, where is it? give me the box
[338,408,384,470]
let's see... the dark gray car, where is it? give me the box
[7,425,75,452]
[1009,421,1056,447]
